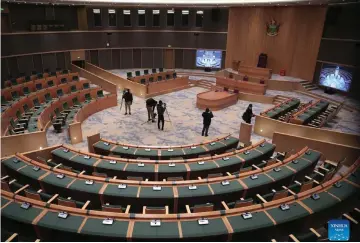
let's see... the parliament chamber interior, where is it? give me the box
[1,0,360,242]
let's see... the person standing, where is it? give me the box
[242,104,255,124]
[146,98,157,122]
[202,108,214,137]
[156,100,166,130]
[122,89,133,115]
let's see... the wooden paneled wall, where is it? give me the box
[226,6,327,80]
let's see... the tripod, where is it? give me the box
[119,98,124,111]
[165,106,173,127]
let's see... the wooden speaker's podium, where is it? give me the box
[239,122,252,147]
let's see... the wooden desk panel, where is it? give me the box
[196,91,238,111]
[129,71,175,84]
[238,65,272,79]
[216,77,267,95]
[147,76,189,96]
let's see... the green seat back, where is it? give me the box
[85,93,91,100]
[35,83,42,90]
[23,104,29,112]
[23,86,30,95]
[44,93,51,101]
[47,80,54,87]
[16,110,22,119]
[72,97,80,105]
[33,98,40,106]
[11,91,19,99]
[83,83,90,89]
[11,78,17,85]
[71,85,77,92]
[97,90,104,98]
[56,89,63,97]
[63,102,69,110]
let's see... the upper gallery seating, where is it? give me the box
[93,134,240,159]
[1,152,358,241]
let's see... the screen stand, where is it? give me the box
[204,67,212,72]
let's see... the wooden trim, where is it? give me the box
[46,194,59,204]
[256,194,267,203]
[237,179,248,189]
[38,171,51,180]
[264,210,277,225]
[343,213,358,224]
[32,209,48,224]
[186,205,191,213]
[99,183,108,195]
[327,191,341,201]
[285,165,297,173]
[309,228,321,237]
[16,164,27,171]
[344,178,360,188]
[178,221,183,239]
[316,60,355,68]
[66,178,77,188]
[208,184,214,195]
[271,239,277,242]
[1,200,12,209]
[1,175,9,180]
[221,201,230,210]
[125,205,131,214]
[93,159,102,167]
[354,208,360,213]
[14,184,29,194]
[222,216,234,241]
[289,234,300,242]
[5,233,18,242]
[126,220,135,240]
[77,217,88,233]
[264,173,275,182]
[321,37,360,43]
[35,239,41,242]
[81,200,91,210]
[297,201,313,214]
[136,186,141,198]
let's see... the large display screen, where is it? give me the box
[196,50,222,68]
[319,64,353,92]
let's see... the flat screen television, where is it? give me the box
[319,64,353,92]
[196,50,222,68]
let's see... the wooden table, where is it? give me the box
[196,90,238,111]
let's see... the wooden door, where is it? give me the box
[163,49,175,69]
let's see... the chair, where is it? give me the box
[166,177,184,181]
[97,90,104,98]
[61,78,67,84]
[152,68,156,73]
[135,70,141,76]
[49,72,56,77]
[10,78,17,86]
[31,70,37,75]
[166,74,171,79]
[44,93,52,103]
[62,102,72,114]
[47,80,54,87]
[70,85,77,93]
[157,76,162,81]
[173,73,177,79]
[11,91,20,100]
[159,68,164,72]
[126,72,132,78]
[140,79,146,84]
[23,86,30,96]
[102,204,129,213]
[92,172,107,178]
[10,118,25,133]
[25,76,31,82]
[226,198,253,209]
[187,203,214,213]
[62,69,69,74]
[127,176,144,181]
[23,104,34,116]
[84,93,92,102]
[149,77,154,82]
[224,87,229,92]
[35,83,42,91]
[144,69,149,75]
[72,75,79,81]
[56,89,64,97]
[83,83,90,89]
[143,206,169,214]
[207,173,223,178]
[37,73,43,79]
[72,97,82,108]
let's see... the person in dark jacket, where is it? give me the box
[242,104,255,124]
[156,100,166,130]
[202,108,214,137]
[122,89,133,115]
[146,98,157,122]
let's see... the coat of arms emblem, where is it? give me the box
[266,19,280,36]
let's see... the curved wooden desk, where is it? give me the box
[196,91,238,111]
[216,77,267,95]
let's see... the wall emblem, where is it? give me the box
[266,19,280,36]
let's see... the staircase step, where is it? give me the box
[306,87,318,91]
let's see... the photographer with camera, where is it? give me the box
[156,100,166,130]
[146,98,157,122]
[202,108,214,137]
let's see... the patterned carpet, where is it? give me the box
[46,71,360,151]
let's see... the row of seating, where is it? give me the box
[49,140,275,180]
[1,157,358,241]
[1,147,321,212]
[1,72,81,113]
[289,99,330,125]
[2,80,90,136]
[93,134,239,160]
[4,69,72,87]
[126,68,164,78]
[261,98,301,119]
